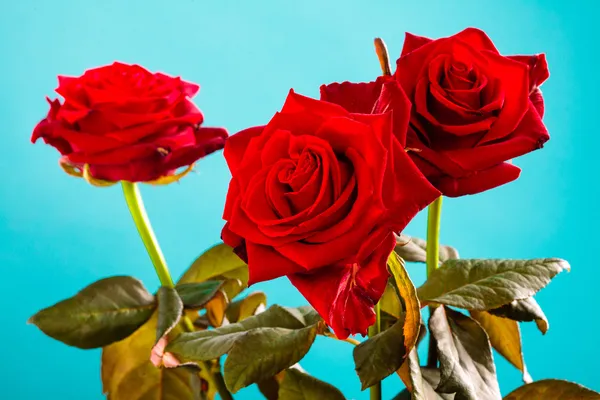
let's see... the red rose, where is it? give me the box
[32,62,227,183]
[222,90,439,338]
[321,28,550,196]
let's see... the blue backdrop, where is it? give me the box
[1,0,598,398]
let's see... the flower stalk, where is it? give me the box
[425,196,443,367]
[362,37,391,400]
[368,301,382,400]
[121,181,233,400]
[122,182,174,287]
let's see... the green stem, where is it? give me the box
[368,302,382,400]
[121,182,233,400]
[121,182,174,288]
[425,196,443,368]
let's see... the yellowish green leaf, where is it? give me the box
[380,280,402,319]
[504,379,600,399]
[470,311,531,383]
[178,243,248,288]
[101,313,202,400]
[205,290,228,327]
[388,251,421,355]
[226,291,267,323]
[488,297,549,334]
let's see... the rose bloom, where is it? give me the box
[222,90,439,338]
[32,62,227,183]
[321,28,550,196]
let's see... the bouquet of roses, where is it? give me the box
[29,28,598,400]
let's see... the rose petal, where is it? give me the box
[454,27,499,53]
[66,126,195,165]
[221,222,245,256]
[530,88,545,118]
[405,127,466,178]
[443,102,549,172]
[281,90,349,118]
[223,126,265,174]
[320,80,383,114]
[163,127,227,170]
[95,98,202,130]
[246,242,305,285]
[316,116,386,201]
[31,98,73,155]
[276,147,383,269]
[371,79,412,147]
[508,54,549,91]
[416,77,497,136]
[396,28,499,95]
[86,155,167,182]
[400,32,433,57]
[266,161,295,218]
[384,139,441,230]
[288,232,395,338]
[102,113,205,144]
[47,125,125,154]
[434,162,521,197]
[223,179,241,221]
[476,50,530,145]
[251,166,355,242]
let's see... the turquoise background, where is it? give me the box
[1,0,598,398]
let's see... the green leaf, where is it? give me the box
[29,276,155,349]
[429,307,501,400]
[278,368,345,400]
[226,291,267,323]
[504,379,600,399]
[156,286,183,345]
[488,297,549,334]
[354,252,422,390]
[167,305,321,363]
[395,235,459,264]
[102,313,202,400]
[354,317,407,390]
[224,326,318,392]
[417,259,570,310]
[470,311,531,383]
[178,243,248,288]
[176,281,224,309]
